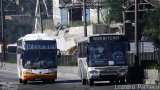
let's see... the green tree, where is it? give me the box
[20,0,53,17]
[104,0,129,23]
[145,6,160,48]
[5,19,33,43]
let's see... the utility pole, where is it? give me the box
[135,0,139,67]
[97,1,100,24]
[0,0,5,67]
[35,0,43,33]
[39,0,43,33]
[83,0,87,37]
[132,0,143,84]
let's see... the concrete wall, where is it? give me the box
[92,24,107,34]
[58,66,78,76]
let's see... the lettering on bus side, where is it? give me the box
[90,35,122,42]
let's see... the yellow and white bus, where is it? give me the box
[77,34,130,86]
[17,33,61,84]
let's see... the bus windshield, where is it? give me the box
[88,42,127,66]
[22,49,57,69]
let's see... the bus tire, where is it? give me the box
[19,78,23,83]
[82,79,87,85]
[88,79,93,86]
[120,78,126,84]
[43,80,47,83]
[47,80,51,84]
[51,79,55,83]
[110,80,115,85]
[115,79,119,85]
[23,80,28,84]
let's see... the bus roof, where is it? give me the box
[18,33,56,41]
[7,43,17,47]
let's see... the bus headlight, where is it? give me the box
[89,70,99,75]
[23,69,32,74]
[118,66,128,75]
[88,70,100,79]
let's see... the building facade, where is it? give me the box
[52,0,105,26]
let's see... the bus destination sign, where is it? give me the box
[90,35,123,42]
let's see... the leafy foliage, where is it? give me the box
[20,0,53,17]
[145,6,160,48]
[104,0,129,23]
[146,63,160,70]
[3,0,53,44]
[5,19,33,43]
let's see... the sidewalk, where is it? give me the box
[0,63,17,74]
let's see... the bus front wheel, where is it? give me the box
[120,78,126,84]
[88,79,93,86]
[51,79,55,83]
[82,79,87,85]
[19,78,23,83]
[110,80,115,85]
[23,80,28,84]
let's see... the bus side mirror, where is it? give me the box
[20,50,24,59]
[86,48,89,55]
[57,49,61,59]
[20,54,23,59]
[86,43,89,55]
[128,43,130,51]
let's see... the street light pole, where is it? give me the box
[38,0,43,33]
[135,0,139,67]
[83,0,87,37]
[97,1,100,24]
[1,0,5,67]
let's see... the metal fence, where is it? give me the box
[0,52,159,66]
[58,55,77,65]
[127,52,160,66]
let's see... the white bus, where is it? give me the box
[77,34,130,86]
[7,43,17,54]
[17,33,61,84]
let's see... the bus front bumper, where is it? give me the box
[88,72,127,80]
[22,73,57,81]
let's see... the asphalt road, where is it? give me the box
[0,63,160,90]
[1,70,160,90]
[0,70,116,90]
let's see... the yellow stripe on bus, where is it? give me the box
[22,73,57,80]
